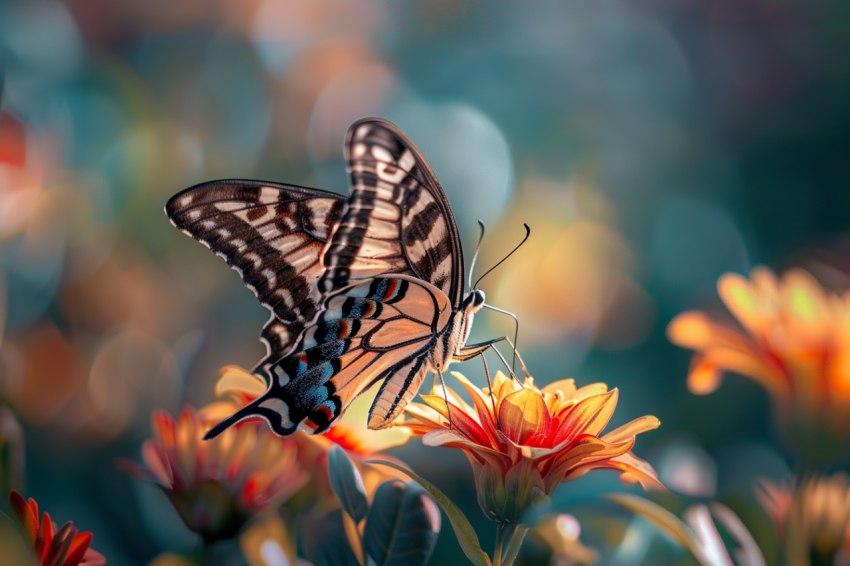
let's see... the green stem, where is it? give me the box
[197,537,214,566]
[493,523,508,566]
[501,525,528,566]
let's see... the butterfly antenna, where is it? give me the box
[482,303,520,373]
[473,223,531,290]
[468,220,486,291]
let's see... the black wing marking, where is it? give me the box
[319,118,465,308]
[367,350,431,429]
[204,276,452,438]
[166,179,346,360]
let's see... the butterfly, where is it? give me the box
[166,118,525,438]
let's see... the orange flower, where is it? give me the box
[8,490,106,566]
[123,404,307,541]
[206,365,409,508]
[397,371,663,523]
[667,267,850,461]
[757,473,850,564]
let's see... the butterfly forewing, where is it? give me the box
[320,119,464,306]
[165,180,345,360]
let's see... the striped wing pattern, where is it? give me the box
[165,180,345,360]
[205,276,451,437]
[167,119,468,437]
[320,119,464,307]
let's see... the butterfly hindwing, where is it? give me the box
[320,118,465,307]
[368,350,431,429]
[165,180,346,359]
[205,275,452,437]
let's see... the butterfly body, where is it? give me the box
[166,118,500,438]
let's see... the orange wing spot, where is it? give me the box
[339,319,351,339]
[313,405,335,423]
[383,279,399,301]
[301,419,320,433]
[365,302,378,317]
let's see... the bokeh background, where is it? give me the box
[0,0,848,564]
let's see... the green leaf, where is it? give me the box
[363,481,440,566]
[302,508,362,566]
[328,445,369,524]
[367,459,492,566]
[604,492,702,557]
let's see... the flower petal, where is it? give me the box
[141,439,174,487]
[779,268,831,344]
[544,436,635,493]
[216,365,267,403]
[422,429,510,463]
[451,372,499,439]
[566,451,666,491]
[64,531,93,566]
[36,511,55,559]
[499,386,551,445]
[572,383,609,402]
[555,389,618,444]
[541,378,577,397]
[402,402,445,430]
[9,491,37,544]
[43,521,74,566]
[719,272,773,340]
[686,356,723,395]
[81,548,107,566]
[602,415,660,444]
[420,395,492,447]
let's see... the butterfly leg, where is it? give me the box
[479,354,502,432]
[455,336,530,382]
[436,368,454,429]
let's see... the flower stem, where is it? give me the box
[501,525,528,566]
[493,523,508,566]
[197,537,214,566]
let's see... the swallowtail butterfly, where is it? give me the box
[166,118,516,438]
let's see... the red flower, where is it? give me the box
[123,404,307,541]
[9,490,106,566]
[398,371,663,523]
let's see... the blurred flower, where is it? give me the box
[0,322,84,427]
[486,179,656,352]
[397,371,663,523]
[534,514,598,565]
[755,478,793,539]
[206,365,409,510]
[757,473,850,565]
[122,404,307,542]
[668,267,850,462]
[8,490,106,566]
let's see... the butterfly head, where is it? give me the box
[464,289,486,314]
